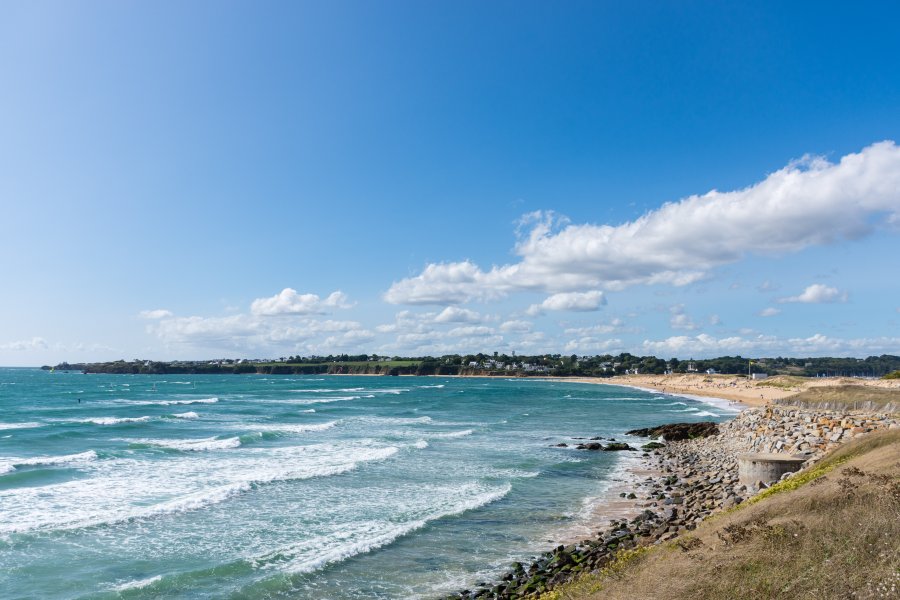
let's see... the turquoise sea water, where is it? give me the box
[0,369,735,599]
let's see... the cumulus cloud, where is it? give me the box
[564,337,624,353]
[668,305,699,331]
[250,289,352,316]
[148,313,368,350]
[641,333,900,357]
[0,337,49,351]
[778,284,848,304]
[563,318,628,336]
[139,309,173,319]
[499,320,533,333]
[759,307,781,317]
[526,291,606,316]
[434,306,483,323]
[385,142,900,305]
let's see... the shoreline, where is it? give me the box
[446,401,900,599]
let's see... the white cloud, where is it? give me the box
[759,307,781,317]
[564,337,624,353]
[709,314,722,326]
[139,309,173,320]
[641,333,900,357]
[778,284,847,304]
[563,318,628,336]
[669,304,699,331]
[434,306,483,323]
[499,320,533,333]
[0,337,49,351]
[526,291,606,316]
[447,326,494,337]
[385,142,900,304]
[757,281,779,293]
[148,314,366,350]
[250,288,352,316]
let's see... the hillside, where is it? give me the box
[543,430,900,600]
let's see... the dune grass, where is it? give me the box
[776,385,900,413]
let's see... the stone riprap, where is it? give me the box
[445,405,899,600]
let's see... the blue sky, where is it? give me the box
[2,1,899,365]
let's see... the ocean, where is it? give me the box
[0,368,736,599]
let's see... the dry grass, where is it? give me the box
[542,430,900,600]
[777,385,900,413]
[754,375,808,390]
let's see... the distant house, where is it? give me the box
[751,373,769,380]
[687,361,698,372]
[705,368,717,375]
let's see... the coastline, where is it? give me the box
[447,396,900,599]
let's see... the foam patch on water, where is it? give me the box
[73,416,152,425]
[245,421,338,435]
[112,575,162,591]
[0,442,400,535]
[129,397,219,406]
[252,482,511,575]
[171,412,200,419]
[692,410,719,417]
[273,395,363,406]
[413,440,429,449]
[130,437,243,451]
[429,429,474,439]
[358,416,432,425]
[0,450,98,474]
[417,384,445,389]
[0,422,43,430]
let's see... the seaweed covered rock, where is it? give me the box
[626,421,719,441]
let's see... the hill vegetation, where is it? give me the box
[44,353,900,378]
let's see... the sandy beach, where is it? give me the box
[565,373,900,408]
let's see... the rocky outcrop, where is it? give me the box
[626,421,719,441]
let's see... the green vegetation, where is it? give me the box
[44,353,900,378]
[883,370,900,379]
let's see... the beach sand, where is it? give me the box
[565,373,900,408]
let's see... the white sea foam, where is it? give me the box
[359,416,432,425]
[245,421,338,435]
[0,450,99,474]
[417,384,445,389]
[112,575,162,591]
[73,416,152,425]
[692,410,719,417]
[298,388,365,393]
[413,440,429,449]
[254,482,511,575]
[171,411,200,419]
[0,442,400,535]
[0,422,43,430]
[157,397,219,406]
[429,429,474,439]
[272,395,362,406]
[300,409,316,413]
[131,437,243,451]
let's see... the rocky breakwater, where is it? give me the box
[445,405,899,600]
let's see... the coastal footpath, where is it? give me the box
[446,400,900,600]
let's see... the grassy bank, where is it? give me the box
[776,385,900,413]
[539,430,900,600]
